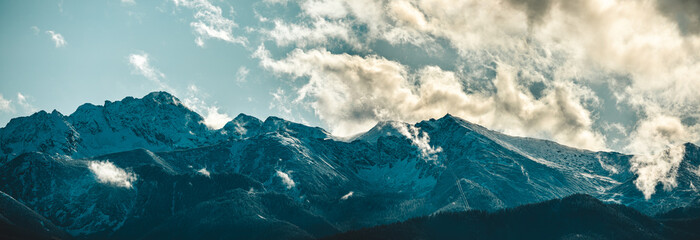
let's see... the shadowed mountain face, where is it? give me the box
[323,194,700,240]
[0,190,72,240]
[0,92,698,239]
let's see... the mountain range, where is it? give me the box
[0,91,698,239]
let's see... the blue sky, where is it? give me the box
[1,0,699,155]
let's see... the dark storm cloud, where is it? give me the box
[505,0,555,25]
[656,0,700,35]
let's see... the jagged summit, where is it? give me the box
[0,92,215,163]
[141,91,181,105]
[0,93,698,239]
[261,116,330,139]
[222,113,263,139]
[353,120,409,143]
[0,92,339,164]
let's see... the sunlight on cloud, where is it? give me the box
[256,0,700,153]
[627,115,699,198]
[631,145,686,200]
[251,0,700,198]
[256,46,606,150]
[88,161,137,188]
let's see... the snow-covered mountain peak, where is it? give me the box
[222,113,263,139]
[1,92,224,163]
[354,120,410,143]
[141,91,181,105]
[0,109,80,164]
[233,113,262,125]
[261,116,329,139]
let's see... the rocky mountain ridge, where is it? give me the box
[0,91,697,239]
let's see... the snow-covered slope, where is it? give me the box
[0,92,223,165]
[0,110,80,165]
[0,92,697,239]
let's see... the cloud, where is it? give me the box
[627,115,696,155]
[392,122,442,161]
[268,88,292,116]
[30,26,40,35]
[0,93,38,114]
[173,0,246,47]
[197,167,210,177]
[16,93,37,113]
[235,66,249,83]
[656,0,700,35]
[250,0,700,199]
[88,161,137,188]
[261,17,360,49]
[182,84,233,130]
[260,0,700,149]
[256,47,606,150]
[504,0,555,26]
[127,53,232,130]
[45,30,66,47]
[275,170,296,189]
[625,114,699,198]
[0,94,12,112]
[631,144,686,200]
[128,53,173,92]
[121,0,136,4]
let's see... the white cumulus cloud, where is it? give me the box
[275,170,296,189]
[254,0,700,155]
[88,161,137,188]
[256,47,606,150]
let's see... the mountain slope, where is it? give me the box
[0,92,223,165]
[0,91,698,239]
[324,194,697,240]
[0,190,72,240]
